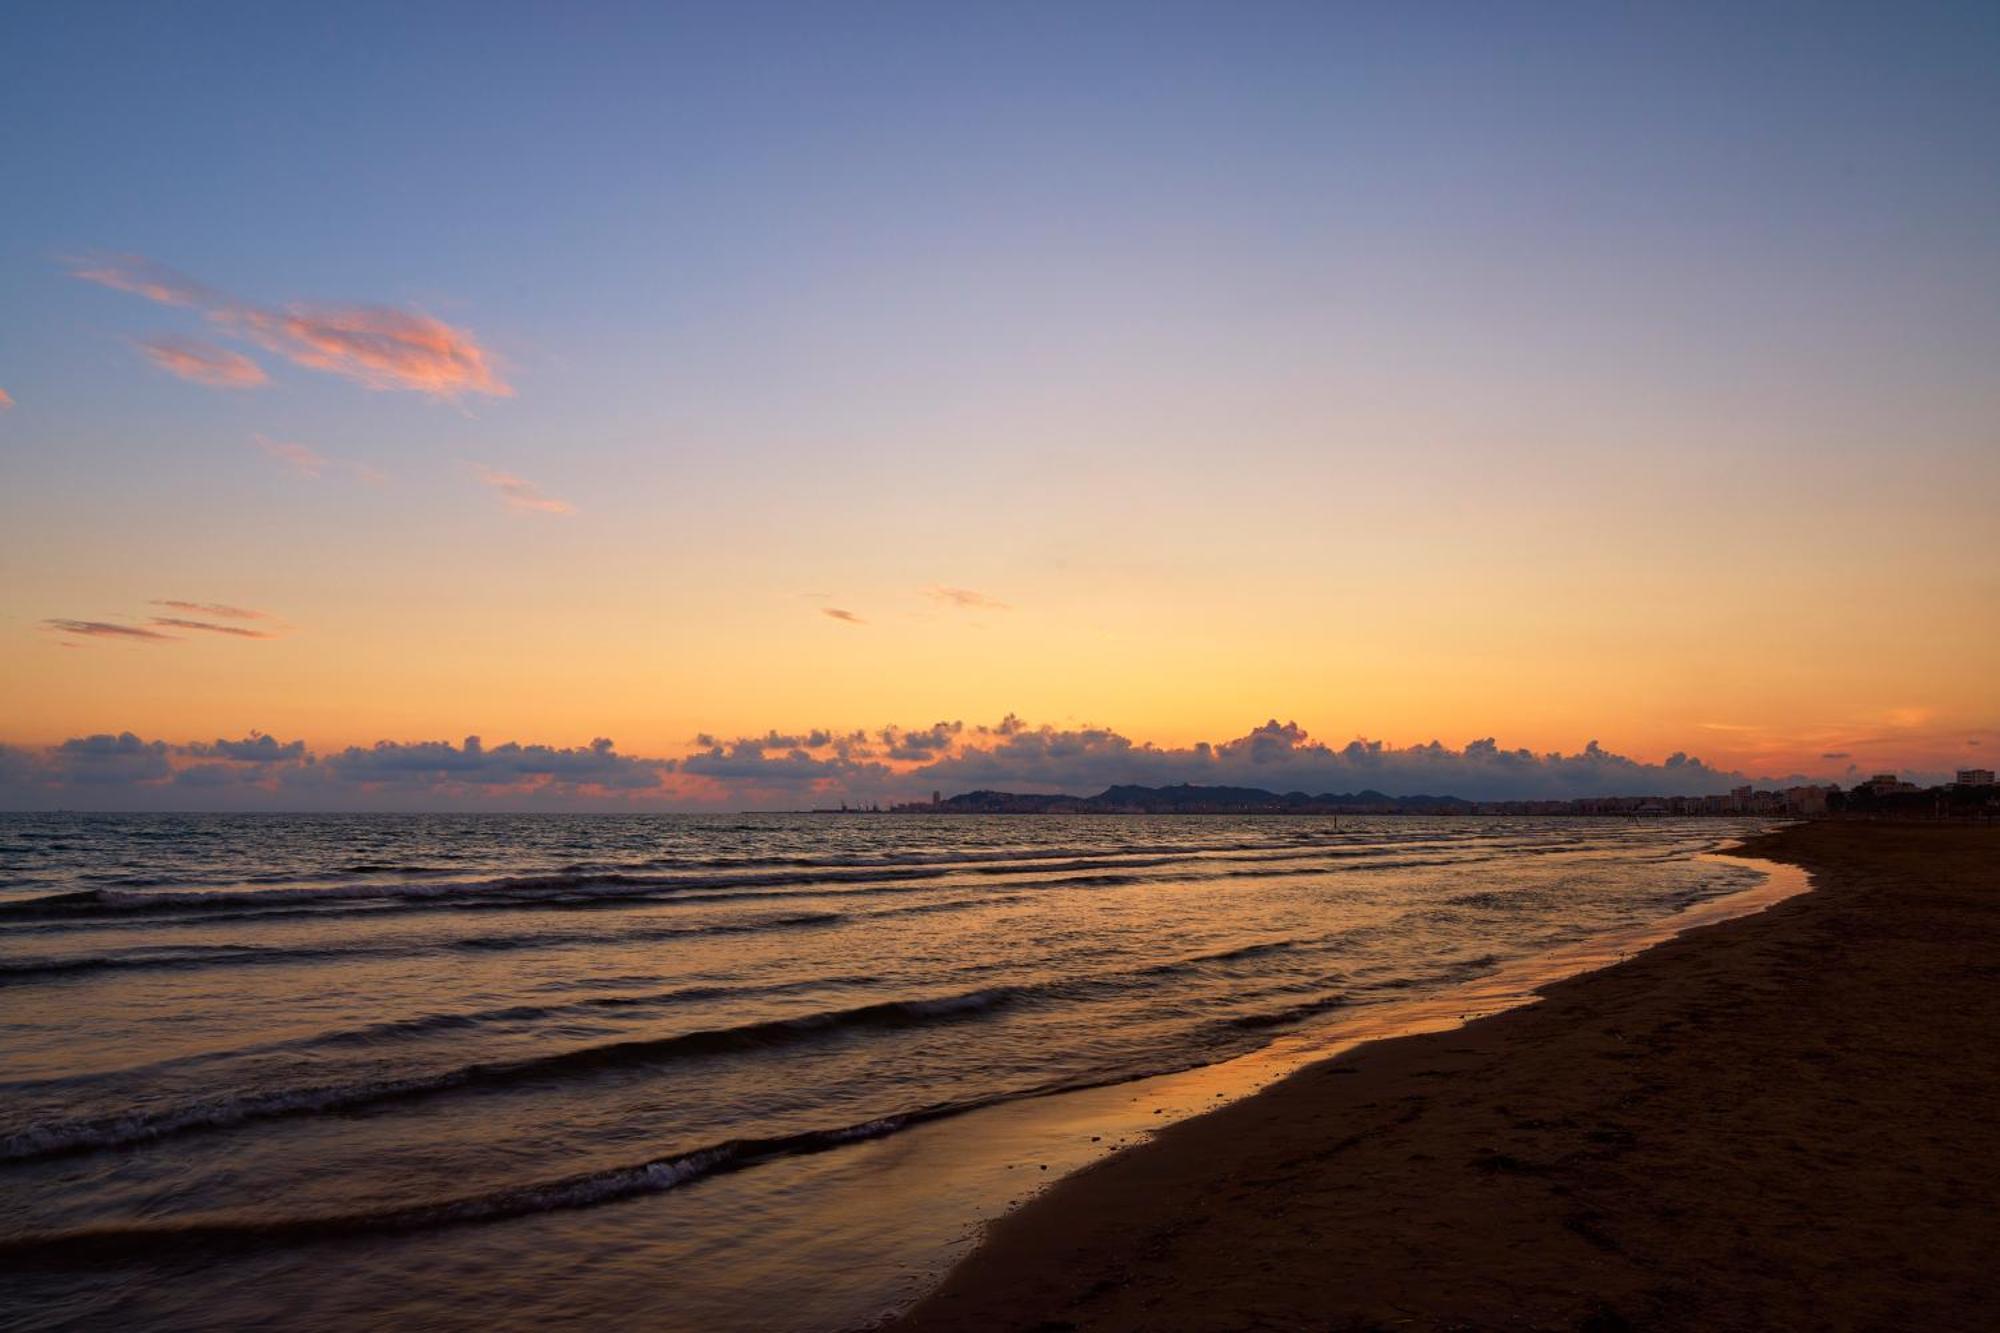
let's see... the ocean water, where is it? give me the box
[0,813,1775,1330]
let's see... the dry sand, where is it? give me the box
[893,822,2000,1331]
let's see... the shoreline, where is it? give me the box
[0,821,1804,1333]
[486,828,1797,1332]
[892,821,2000,1331]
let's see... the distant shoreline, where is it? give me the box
[767,806,1758,817]
[849,779,1992,819]
[895,821,2000,1331]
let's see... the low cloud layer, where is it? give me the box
[0,718,1869,813]
[73,254,509,399]
[0,733,673,811]
[322,736,664,789]
[900,721,1759,803]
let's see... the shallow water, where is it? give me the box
[0,813,1775,1329]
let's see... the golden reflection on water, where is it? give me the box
[0,816,1782,1330]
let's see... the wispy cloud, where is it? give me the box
[238,306,509,398]
[43,600,282,645]
[70,254,220,308]
[254,435,330,478]
[927,586,1009,611]
[474,466,574,515]
[0,388,13,409]
[40,619,175,642]
[822,608,865,624]
[151,600,270,621]
[252,434,382,485]
[71,253,510,399]
[149,617,277,639]
[137,335,267,388]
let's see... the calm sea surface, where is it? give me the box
[0,813,1774,1329]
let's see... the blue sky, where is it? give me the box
[3,1,1996,806]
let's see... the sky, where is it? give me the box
[2,1,1996,809]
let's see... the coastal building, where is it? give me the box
[1955,768,1995,786]
[1784,785,1832,815]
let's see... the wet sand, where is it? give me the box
[894,822,2000,1331]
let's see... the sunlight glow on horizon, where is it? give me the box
[2,4,1995,802]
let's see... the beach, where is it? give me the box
[1,815,1787,1331]
[896,822,2000,1331]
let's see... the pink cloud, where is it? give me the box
[927,586,1009,611]
[251,435,383,485]
[0,388,14,409]
[151,600,270,621]
[253,435,328,478]
[235,305,510,398]
[138,335,268,388]
[148,617,277,639]
[474,466,574,515]
[69,253,221,308]
[40,619,175,642]
[71,254,510,399]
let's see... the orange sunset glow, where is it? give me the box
[4,10,1998,1333]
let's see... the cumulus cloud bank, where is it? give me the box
[900,721,1762,803]
[0,733,674,811]
[0,718,1849,813]
[183,733,307,761]
[72,253,509,399]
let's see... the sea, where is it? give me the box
[0,813,1789,1330]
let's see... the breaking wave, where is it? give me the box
[1,987,1023,1162]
